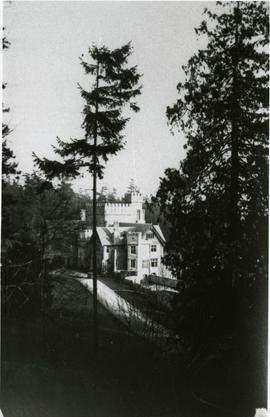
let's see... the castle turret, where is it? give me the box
[130,190,143,204]
[128,191,145,223]
[126,190,143,204]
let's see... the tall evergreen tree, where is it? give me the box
[157,1,268,289]
[155,3,268,393]
[127,178,139,194]
[2,28,18,181]
[34,42,142,350]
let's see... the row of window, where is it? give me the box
[143,259,158,267]
[130,244,157,254]
[106,244,157,255]
[130,258,158,269]
[128,232,154,240]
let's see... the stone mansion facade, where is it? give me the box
[78,191,172,279]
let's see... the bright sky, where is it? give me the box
[3,1,214,197]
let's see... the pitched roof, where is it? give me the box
[119,222,152,233]
[95,223,166,247]
[96,227,114,246]
[153,225,166,244]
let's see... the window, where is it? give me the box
[151,245,157,252]
[106,246,110,253]
[130,259,136,269]
[151,258,158,267]
[146,232,154,240]
[128,232,138,242]
[130,245,136,254]
[142,260,149,268]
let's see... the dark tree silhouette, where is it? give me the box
[157,1,268,289]
[155,2,268,404]
[2,28,19,181]
[33,42,142,350]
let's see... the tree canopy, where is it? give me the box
[156,1,268,288]
[33,42,142,180]
[153,5,268,399]
[127,178,140,194]
[2,173,83,316]
[2,28,19,181]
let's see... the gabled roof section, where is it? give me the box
[96,227,114,246]
[119,222,152,233]
[95,223,166,247]
[153,225,166,245]
[121,222,166,245]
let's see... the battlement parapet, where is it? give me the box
[83,197,144,225]
[112,203,129,208]
[105,203,131,209]
[87,202,105,208]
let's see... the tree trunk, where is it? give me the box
[230,3,241,289]
[92,60,100,354]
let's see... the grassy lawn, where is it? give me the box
[99,275,178,333]
[1,275,253,417]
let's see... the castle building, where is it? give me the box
[81,190,145,227]
[78,191,172,279]
[95,222,167,277]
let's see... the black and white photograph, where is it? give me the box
[1,1,268,417]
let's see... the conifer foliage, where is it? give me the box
[33,42,141,351]
[127,178,140,194]
[2,28,18,180]
[33,42,141,179]
[154,4,268,398]
[156,2,268,288]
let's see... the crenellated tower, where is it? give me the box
[85,190,145,227]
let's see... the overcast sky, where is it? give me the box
[3,1,214,197]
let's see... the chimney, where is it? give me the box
[113,220,120,243]
[80,209,86,222]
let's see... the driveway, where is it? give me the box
[51,269,178,350]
